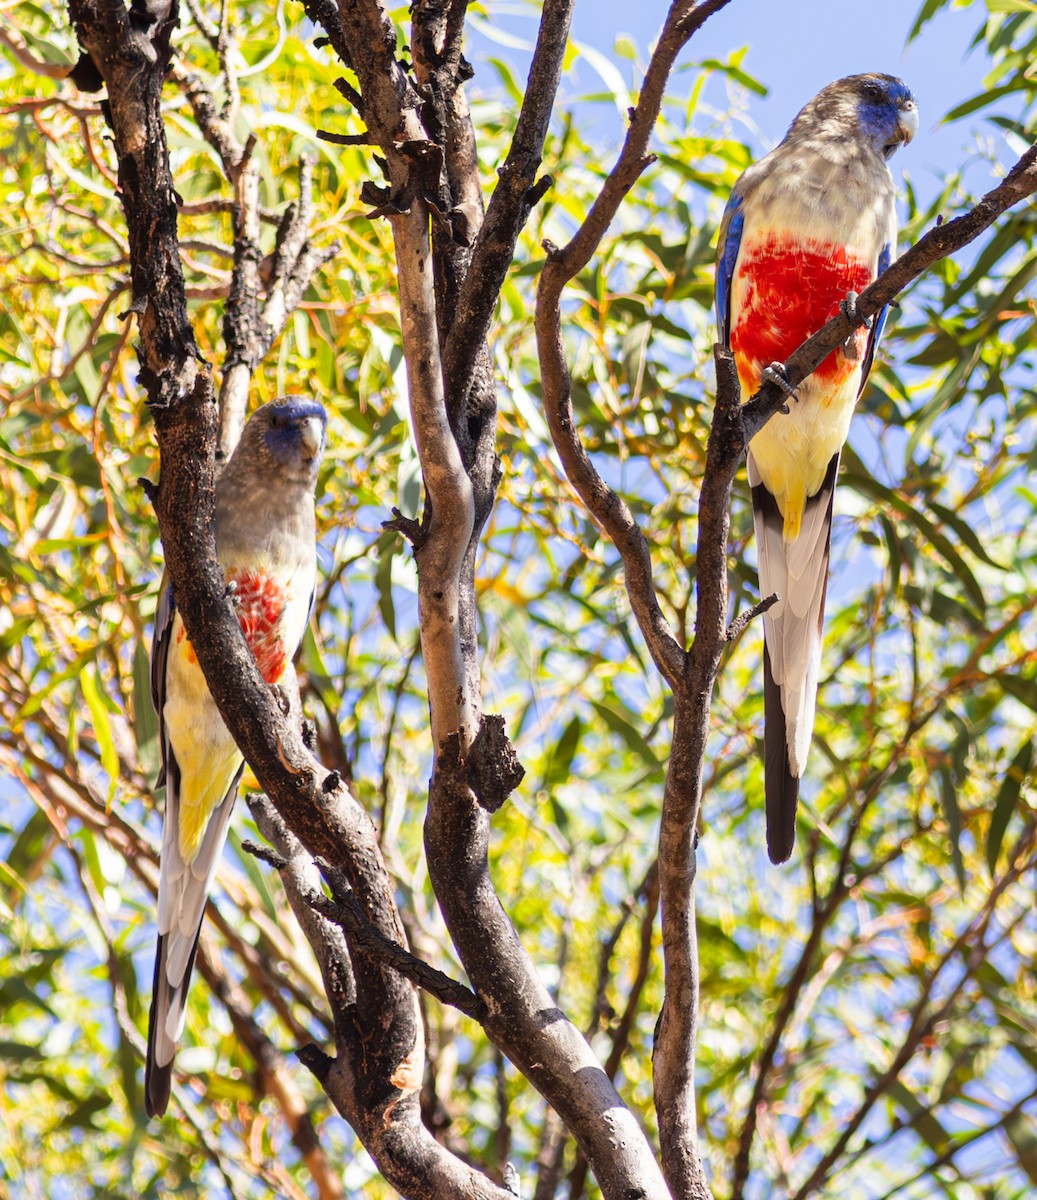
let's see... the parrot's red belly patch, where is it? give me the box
[732,236,873,394]
[228,569,288,683]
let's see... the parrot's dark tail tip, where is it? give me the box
[765,766,799,864]
[763,648,800,865]
[766,824,796,865]
[144,1061,172,1119]
[765,771,799,863]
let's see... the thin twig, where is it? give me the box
[304,887,487,1021]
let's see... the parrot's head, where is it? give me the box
[791,73,918,162]
[248,396,327,485]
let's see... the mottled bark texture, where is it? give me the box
[66,4,504,1197]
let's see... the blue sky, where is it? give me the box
[470,0,1008,204]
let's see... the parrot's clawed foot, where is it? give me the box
[761,362,799,408]
[839,290,873,329]
[840,291,871,359]
[225,580,239,601]
[271,683,291,716]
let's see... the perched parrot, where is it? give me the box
[145,396,326,1117]
[715,74,917,863]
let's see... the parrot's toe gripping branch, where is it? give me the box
[840,291,872,360]
[761,362,799,410]
[839,290,872,329]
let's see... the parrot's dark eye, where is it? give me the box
[862,82,883,102]
[270,413,282,428]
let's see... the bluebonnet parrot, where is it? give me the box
[715,74,917,862]
[145,396,326,1116]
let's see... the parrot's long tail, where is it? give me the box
[145,926,202,1118]
[762,643,801,863]
[752,454,838,863]
[145,754,242,1118]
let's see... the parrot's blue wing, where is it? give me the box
[715,192,745,347]
[857,242,892,396]
[150,574,176,788]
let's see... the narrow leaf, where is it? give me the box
[987,738,1033,874]
[937,765,966,893]
[591,702,661,772]
[132,640,159,780]
[81,664,120,808]
[375,536,397,642]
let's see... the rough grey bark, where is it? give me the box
[65,4,506,1197]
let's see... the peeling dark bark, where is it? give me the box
[66,4,489,1196]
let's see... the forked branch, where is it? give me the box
[534,7,734,1194]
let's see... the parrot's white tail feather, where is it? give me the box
[146,760,242,1116]
[751,452,839,863]
[145,928,200,1118]
[786,485,833,602]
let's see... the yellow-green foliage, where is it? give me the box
[1,2,1035,1197]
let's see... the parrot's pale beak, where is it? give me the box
[896,100,919,146]
[299,417,323,461]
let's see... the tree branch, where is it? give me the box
[248,795,516,1200]
[535,12,732,1189]
[537,28,1035,1200]
[741,139,1037,441]
[304,883,488,1022]
[535,0,731,688]
[569,861,661,1199]
[315,6,672,1192]
[396,201,479,748]
[170,52,338,457]
[440,0,575,412]
[63,7,485,1196]
[426,735,672,1200]
[411,0,504,756]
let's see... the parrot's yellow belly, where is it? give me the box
[165,618,244,863]
[747,372,859,542]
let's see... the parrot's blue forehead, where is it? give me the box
[867,77,913,107]
[260,397,327,465]
[849,74,916,157]
[266,397,327,426]
[853,75,913,112]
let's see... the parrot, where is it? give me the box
[715,74,917,863]
[145,396,326,1117]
